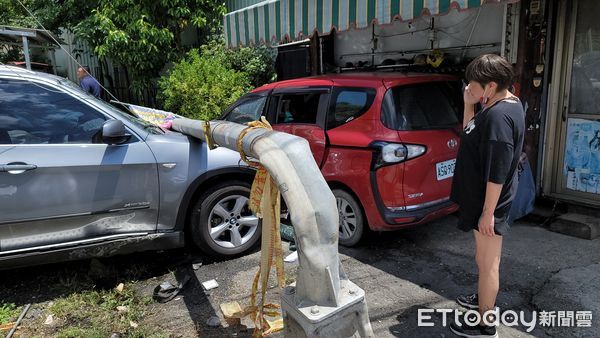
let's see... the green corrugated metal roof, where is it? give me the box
[223,0,516,48]
[226,0,267,12]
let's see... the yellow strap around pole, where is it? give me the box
[235,117,285,337]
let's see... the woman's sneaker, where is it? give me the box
[450,322,498,338]
[456,293,479,309]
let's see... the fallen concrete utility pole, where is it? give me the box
[172,118,374,337]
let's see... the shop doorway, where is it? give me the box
[546,0,600,205]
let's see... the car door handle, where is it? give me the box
[0,164,38,174]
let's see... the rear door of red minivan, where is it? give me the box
[380,80,463,209]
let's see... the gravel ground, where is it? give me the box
[1,214,599,337]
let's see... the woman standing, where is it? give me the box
[449,54,525,338]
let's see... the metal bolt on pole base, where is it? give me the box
[281,281,374,338]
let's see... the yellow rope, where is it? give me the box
[235,117,285,337]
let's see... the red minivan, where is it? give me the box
[221,72,463,246]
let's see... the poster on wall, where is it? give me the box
[564,118,600,194]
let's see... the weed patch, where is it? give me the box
[0,303,19,325]
[49,282,159,337]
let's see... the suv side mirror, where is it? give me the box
[101,120,131,145]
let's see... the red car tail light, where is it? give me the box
[371,141,426,169]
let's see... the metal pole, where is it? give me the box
[6,303,31,338]
[50,49,58,75]
[171,118,374,337]
[22,36,31,70]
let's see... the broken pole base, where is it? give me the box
[281,281,374,338]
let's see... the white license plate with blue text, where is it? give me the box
[436,159,456,181]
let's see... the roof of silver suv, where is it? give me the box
[0,64,69,82]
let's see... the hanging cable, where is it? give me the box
[461,7,482,59]
[15,0,121,103]
[437,29,468,44]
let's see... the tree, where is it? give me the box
[158,48,250,120]
[0,0,95,33]
[0,0,95,63]
[73,0,225,99]
[200,39,277,88]
[0,0,36,28]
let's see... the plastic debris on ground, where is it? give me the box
[264,317,284,335]
[284,251,298,263]
[201,279,219,291]
[152,275,191,303]
[43,314,54,325]
[115,283,124,293]
[220,302,244,318]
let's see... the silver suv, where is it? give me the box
[0,66,259,269]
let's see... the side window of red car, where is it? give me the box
[223,95,267,124]
[327,87,376,129]
[276,93,322,124]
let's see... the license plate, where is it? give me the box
[436,159,456,181]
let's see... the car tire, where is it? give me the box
[190,181,261,257]
[333,189,365,247]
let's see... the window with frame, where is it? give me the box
[224,96,267,124]
[327,87,376,129]
[0,79,107,144]
[276,92,322,124]
[381,82,462,131]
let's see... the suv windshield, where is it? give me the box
[58,78,164,133]
[381,81,463,130]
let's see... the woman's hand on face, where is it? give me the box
[463,84,480,106]
[478,212,495,237]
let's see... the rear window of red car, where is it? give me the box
[381,81,463,130]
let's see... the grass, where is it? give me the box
[48,282,164,337]
[2,254,183,337]
[0,303,20,325]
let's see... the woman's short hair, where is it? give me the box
[465,54,514,91]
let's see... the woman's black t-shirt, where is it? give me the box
[450,97,525,235]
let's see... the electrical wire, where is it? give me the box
[376,11,476,39]
[462,7,482,59]
[376,27,430,38]
[437,29,468,44]
[0,61,127,111]
[15,0,121,103]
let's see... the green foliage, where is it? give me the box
[0,0,95,33]
[159,49,250,120]
[200,39,277,88]
[0,303,19,325]
[50,282,157,337]
[0,0,37,28]
[73,0,225,96]
[0,0,85,63]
